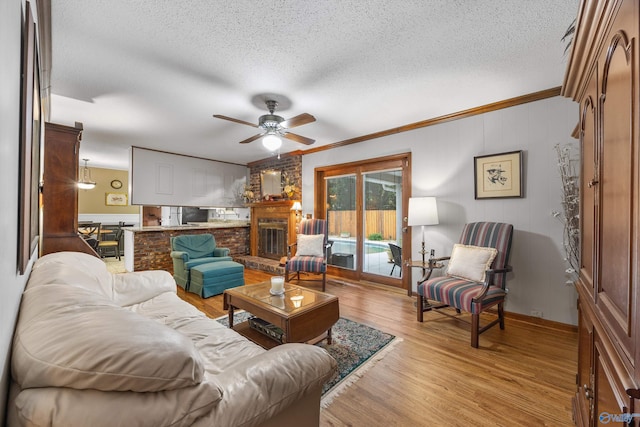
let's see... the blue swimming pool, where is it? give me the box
[328,238,397,254]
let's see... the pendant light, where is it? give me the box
[78,158,96,190]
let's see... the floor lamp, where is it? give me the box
[407,197,439,266]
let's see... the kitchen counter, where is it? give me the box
[123,221,250,273]
[126,221,250,232]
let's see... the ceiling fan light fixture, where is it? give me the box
[214,97,316,147]
[262,133,282,151]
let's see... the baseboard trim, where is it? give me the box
[502,310,577,333]
[409,291,577,333]
[355,283,582,333]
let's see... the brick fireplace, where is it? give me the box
[250,200,298,261]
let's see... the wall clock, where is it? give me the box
[110,179,123,189]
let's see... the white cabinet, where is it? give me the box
[130,147,248,207]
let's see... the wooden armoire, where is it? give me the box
[562,0,639,425]
[41,122,98,256]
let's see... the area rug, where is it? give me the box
[216,312,401,408]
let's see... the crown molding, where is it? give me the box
[302,87,562,156]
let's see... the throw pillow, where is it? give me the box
[296,234,325,257]
[446,244,498,283]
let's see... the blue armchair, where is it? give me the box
[170,234,231,289]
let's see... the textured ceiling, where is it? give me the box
[49,0,578,169]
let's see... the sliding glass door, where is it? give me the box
[362,169,403,277]
[326,175,357,271]
[316,154,411,291]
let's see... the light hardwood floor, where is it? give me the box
[177,269,578,427]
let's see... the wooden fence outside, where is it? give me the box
[327,210,398,240]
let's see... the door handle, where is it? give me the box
[583,384,594,400]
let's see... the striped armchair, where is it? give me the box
[285,219,330,292]
[417,222,513,348]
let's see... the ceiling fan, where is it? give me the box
[213,100,316,149]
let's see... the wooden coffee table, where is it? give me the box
[223,281,339,347]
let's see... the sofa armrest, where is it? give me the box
[171,251,189,262]
[213,248,231,257]
[208,343,336,427]
[113,270,177,306]
[213,247,230,257]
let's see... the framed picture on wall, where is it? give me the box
[18,1,42,275]
[106,193,128,206]
[474,150,523,199]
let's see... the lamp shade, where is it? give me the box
[291,201,302,211]
[77,181,96,190]
[407,197,439,226]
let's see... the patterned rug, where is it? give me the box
[216,312,401,408]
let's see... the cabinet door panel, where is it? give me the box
[597,19,635,358]
[155,163,174,195]
[576,299,594,426]
[594,336,631,426]
[579,80,598,299]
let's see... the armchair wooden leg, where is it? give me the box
[471,314,480,348]
[322,272,326,292]
[498,303,505,330]
[417,294,424,322]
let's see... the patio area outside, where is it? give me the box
[328,236,402,278]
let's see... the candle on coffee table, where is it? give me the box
[271,276,285,293]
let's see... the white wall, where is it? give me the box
[0,0,38,422]
[303,96,579,325]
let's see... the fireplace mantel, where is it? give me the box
[250,201,299,259]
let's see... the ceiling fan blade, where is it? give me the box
[238,133,265,144]
[213,114,258,128]
[284,132,315,145]
[280,113,316,129]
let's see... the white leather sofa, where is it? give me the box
[7,252,336,427]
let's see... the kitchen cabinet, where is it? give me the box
[562,0,640,424]
[130,147,247,207]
